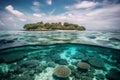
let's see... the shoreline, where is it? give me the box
[22,29,86,31]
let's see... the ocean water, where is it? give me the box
[0,30,120,80]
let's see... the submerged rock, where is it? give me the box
[21,60,39,68]
[106,68,120,80]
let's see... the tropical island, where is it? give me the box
[23,22,86,31]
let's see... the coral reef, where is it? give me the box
[0,63,9,74]
[47,62,56,67]
[95,73,105,80]
[0,53,27,63]
[72,52,85,59]
[21,60,39,68]
[57,59,68,65]
[106,68,120,80]
[88,57,104,69]
[12,74,34,80]
[0,43,119,80]
[53,65,71,78]
[77,62,90,69]
[77,62,90,72]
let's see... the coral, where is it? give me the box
[95,74,105,80]
[57,59,68,65]
[0,63,9,74]
[12,65,25,74]
[77,62,90,69]
[47,62,56,67]
[13,74,34,80]
[77,62,90,72]
[21,60,39,68]
[88,57,104,68]
[85,53,98,57]
[34,62,47,74]
[35,67,54,80]
[53,65,71,78]
[68,65,82,79]
[50,54,61,62]
[81,76,93,80]
[72,52,85,59]
[106,68,120,80]
[0,53,27,63]
[86,71,94,78]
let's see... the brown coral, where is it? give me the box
[53,65,71,78]
[77,62,90,72]
[77,62,90,69]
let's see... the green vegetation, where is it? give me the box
[23,22,86,31]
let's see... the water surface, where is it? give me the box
[0,30,120,49]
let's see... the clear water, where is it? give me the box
[0,31,120,80]
[0,30,120,49]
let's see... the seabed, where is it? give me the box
[0,31,120,80]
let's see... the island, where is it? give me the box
[23,22,86,31]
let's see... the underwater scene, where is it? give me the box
[0,31,120,80]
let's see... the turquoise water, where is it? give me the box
[0,31,120,80]
[0,31,120,49]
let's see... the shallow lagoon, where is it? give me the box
[0,30,120,49]
[0,30,120,80]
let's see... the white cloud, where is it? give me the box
[5,5,24,17]
[32,1,41,12]
[19,18,27,22]
[33,13,45,17]
[0,13,27,30]
[67,13,73,17]
[65,1,98,10]
[86,5,120,17]
[46,0,52,5]
[1,1,120,30]
[31,4,119,30]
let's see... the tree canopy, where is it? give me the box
[23,22,86,31]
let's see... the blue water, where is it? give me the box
[0,31,120,49]
[0,31,120,80]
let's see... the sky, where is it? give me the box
[0,0,120,30]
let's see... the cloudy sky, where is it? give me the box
[0,0,120,30]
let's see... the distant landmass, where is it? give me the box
[23,22,86,31]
